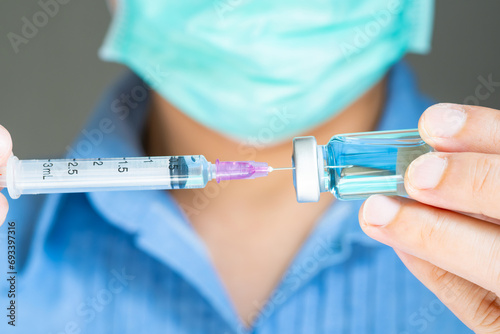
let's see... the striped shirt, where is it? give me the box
[1,62,471,333]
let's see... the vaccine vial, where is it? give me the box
[291,129,433,202]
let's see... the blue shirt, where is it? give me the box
[1,63,471,334]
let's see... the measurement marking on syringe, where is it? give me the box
[68,160,78,175]
[118,158,129,173]
[42,159,53,179]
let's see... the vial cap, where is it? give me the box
[292,136,320,203]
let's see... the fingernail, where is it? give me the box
[408,153,447,190]
[423,104,466,138]
[363,195,400,227]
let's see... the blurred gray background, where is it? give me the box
[1,1,499,159]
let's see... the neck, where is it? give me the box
[143,78,387,327]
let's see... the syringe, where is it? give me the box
[0,155,271,199]
[0,130,431,201]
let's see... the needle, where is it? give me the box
[269,165,353,172]
[270,167,295,171]
[325,165,354,168]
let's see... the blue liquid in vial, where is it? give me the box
[323,130,433,200]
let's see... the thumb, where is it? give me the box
[0,124,13,166]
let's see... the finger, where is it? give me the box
[395,250,500,333]
[405,152,500,220]
[359,195,500,296]
[419,103,500,154]
[460,212,500,226]
[0,124,12,166]
[0,193,8,227]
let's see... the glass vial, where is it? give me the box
[292,129,433,202]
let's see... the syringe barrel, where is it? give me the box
[4,155,215,199]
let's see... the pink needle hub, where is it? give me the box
[215,159,270,183]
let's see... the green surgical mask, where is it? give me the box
[100,0,434,144]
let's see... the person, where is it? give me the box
[1,1,499,333]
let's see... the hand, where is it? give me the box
[0,125,12,227]
[359,103,500,333]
